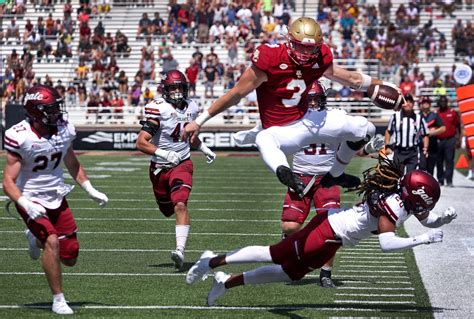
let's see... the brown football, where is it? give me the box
[367,84,403,110]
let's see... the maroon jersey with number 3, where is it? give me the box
[251,43,333,128]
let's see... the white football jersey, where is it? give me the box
[144,98,199,165]
[4,120,76,209]
[292,143,337,175]
[328,194,410,246]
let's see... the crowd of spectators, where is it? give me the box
[2,0,473,118]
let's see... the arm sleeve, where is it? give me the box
[419,212,445,228]
[379,232,427,252]
[387,115,394,134]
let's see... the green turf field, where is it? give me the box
[0,153,435,318]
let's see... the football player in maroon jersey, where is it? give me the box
[186,158,457,306]
[183,17,401,197]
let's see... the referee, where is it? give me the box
[384,94,429,173]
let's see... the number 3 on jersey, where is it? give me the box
[282,79,307,107]
[170,122,189,142]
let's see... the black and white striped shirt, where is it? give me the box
[387,111,429,148]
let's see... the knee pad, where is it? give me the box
[59,235,79,260]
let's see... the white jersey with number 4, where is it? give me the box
[144,98,199,165]
[4,120,76,209]
[328,193,410,246]
[292,143,337,175]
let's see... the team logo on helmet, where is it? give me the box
[24,92,44,104]
[411,186,434,206]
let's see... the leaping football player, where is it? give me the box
[136,70,216,271]
[235,81,385,288]
[186,157,457,306]
[183,17,402,196]
[2,85,109,315]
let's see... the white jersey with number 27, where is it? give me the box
[4,120,76,209]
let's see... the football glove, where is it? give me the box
[419,229,444,244]
[17,196,46,220]
[440,207,457,224]
[198,143,216,164]
[81,181,109,208]
[155,148,181,166]
[363,135,385,154]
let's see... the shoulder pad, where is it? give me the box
[251,44,283,72]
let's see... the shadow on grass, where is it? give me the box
[148,262,194,272]
[20,301,106,312]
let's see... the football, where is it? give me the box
[367,84,403,110]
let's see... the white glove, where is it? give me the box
[198,143,216,164]
[364,135,385,154]
[155,148,181,166]
[440,207,457,224]
[17,196,46,220]
[81,181,109,208]
[418,229,444,244]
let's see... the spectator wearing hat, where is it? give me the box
[385,94,429,173]
[419,96,446,175]
[436,95,461,187]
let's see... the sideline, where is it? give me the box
[404,170,474,318]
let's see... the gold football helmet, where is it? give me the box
[287,17,323,66]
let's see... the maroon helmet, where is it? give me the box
[23,84,66,127]
[307,81,327,110]
[400,170,440,215]
[161,70,188,107]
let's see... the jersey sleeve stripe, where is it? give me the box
[4,140,20,149]
[381,200,398,221]
[145,108,160,115]
[4,136,19,146]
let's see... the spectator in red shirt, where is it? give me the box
[400,75,415,95]
[435,95,461,187]
[185,61,199,97]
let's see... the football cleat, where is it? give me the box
[320,172,361,189]
[276,166,306,198]
[25,229,41,260]
[52,299,74,315]
[171,249,185,271]
[186,250,217,285]
[319,276,336,289]
[207,271,231,306]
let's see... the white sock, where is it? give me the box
[225,246,272,264]
[321,265,332,271]
[53,293,65,303]
[243,265,292,285]
[175,225,190,252]
[329,142,358,176]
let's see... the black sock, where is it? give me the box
[320,269,332,279]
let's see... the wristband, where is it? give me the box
[154,148,168,159]
[195,110,211,127]
[17,196,30,209]
[357,73,372,91]
[80,180,95,193]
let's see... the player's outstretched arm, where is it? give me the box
[378,214,444,252]
[182,65,267,143]
[64,146,109,208]
[323,64,384,90]
[416,207,457,228]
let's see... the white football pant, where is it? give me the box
[255,109,375,175]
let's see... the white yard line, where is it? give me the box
[338,270,408,273]
[334,300,416,304]
[0,304,417,312]
[336,293,415,297]
[338,287,415,290]
[341,265,407,269]
[341,280,412,285]
[0,217,281,223]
